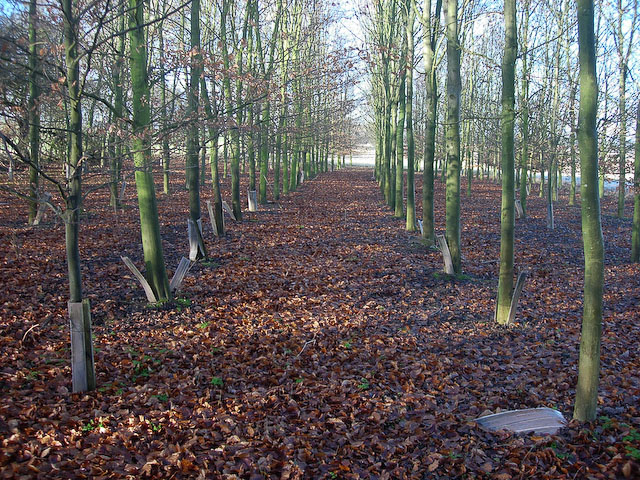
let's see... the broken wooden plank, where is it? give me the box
[118,177,127,203]
[170,257,192,293]
[32,192,52,226]
[221,200,236,221]
[187,219,206,261]
[121,256,157,303]
[476,407,566,435]
[68,299,96,392]
[206,200,219,237]
[515,199,524,219]
[436,234,455,275]
[507,270,528,325]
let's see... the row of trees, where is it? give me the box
[363,0,638,422]
[0,0,359,390]
[364,0,639,257]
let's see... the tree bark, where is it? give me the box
[28,0,39,224]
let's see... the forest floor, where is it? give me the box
[1,167,639,479]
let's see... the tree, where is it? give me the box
[614,0,637,218]
[128,0,171,302]
[445,0,462,274]
[518,0,530,216]
[495,0,516,325]
[62,0,95,392]
[27,0,39,224]
[405,0,416,231]
[574,0,604,422]
[186,0,207,259]
[631,99,640,262]
[420,0,442,244]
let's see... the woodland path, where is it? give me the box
[1,168,639,478]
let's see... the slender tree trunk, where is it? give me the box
[445,0,462,273]
[110,7,125,207]
[394,60,406,219]
[422,0,441,244]
[405,0,416,231]
[519,0,529,217]
[160,14,170,196]
[62,0,95,392]
[573,0,604,423]
[128,0,171,301]
[28,0,40,224]
[631,100,640,262]
[186,0,206,258]
[495,0,516,325]
[617,0,628,218]
[201,78,224,236]
[221,0,242,221]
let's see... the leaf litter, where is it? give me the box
[0,168,639,478]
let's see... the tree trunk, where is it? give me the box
[28,0,40,224]
[405,0,416,231]
[495,0,517,325]
[573,0,604,422]
[62,0,95,392]
[394,57,406,219]
[186,0,206,258]
[445,0,462,274]
[128,0,171,301]
[519,0,529,217]
[422,0,441,244]
[631,100,640,262]
[110,6,125,207]
[201,77,224,236]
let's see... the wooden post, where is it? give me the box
[436,233,455,275]
[247,189,257,212]
[68,299,96,392]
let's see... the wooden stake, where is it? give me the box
[247,189,257,212]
